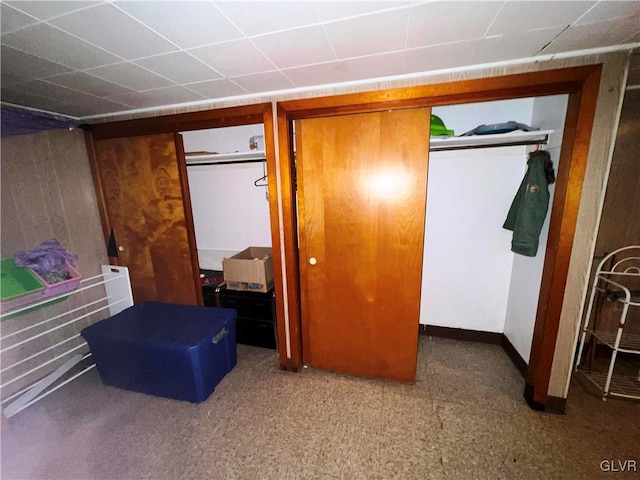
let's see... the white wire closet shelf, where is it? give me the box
[0,265,133,417]
[429,129,553,151]
[575,245,640,401]
[185,150,266,165]
[185,129,554,162]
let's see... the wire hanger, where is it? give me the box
[254,160,268,187]
[254,174,268,187]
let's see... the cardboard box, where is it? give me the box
[249,135,264,151]
[223,247,274,293]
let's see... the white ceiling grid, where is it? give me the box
[0,0,638,119]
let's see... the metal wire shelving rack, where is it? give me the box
[575,246,640,401]
[0,265,132,417]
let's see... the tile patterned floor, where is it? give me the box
[2,336,639,479]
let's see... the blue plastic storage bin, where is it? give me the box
[81,302,237,403]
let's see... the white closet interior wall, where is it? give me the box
[421,144,527,332]
[421,96,567,363]
[504,95,568,362]
[182,125,272,271]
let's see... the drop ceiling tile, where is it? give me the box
[624,31,640,44]
[0,45,71,82]
[324,8,409,59]
[472,26,566,64]
[576,0,640,24]
[404,40,479,74]
[86,62,174,91]
[252,26,335,69]
[108,86,207,109]
[13,79,131,117]
[135,52,222,84]
[189,39,275,77]
[231,71,295,94]
[1,86,69,113]
[104,91,152,108]
[115,1,242,49]
[215,1,319,36]
[542,16,640,54]
[2,23,121,70]
[185,78,249,98]
[407,1,503,47]
[46,72,134,98]
[313,1,408,21]
[282,62,347,87]
[6,1,102,20]
[341,51,406,81]
[18,80,104,104]
[56,97,135,117]
[1,3,39,33]
[1,73,23,88]
[487,1,596,36]
[49,3,178,60]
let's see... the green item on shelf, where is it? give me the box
[1,257,44,302]
[430,114,455,136]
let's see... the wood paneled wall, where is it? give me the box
[586,87,640,337]
[0,129,108,397]
[595,89,640,255]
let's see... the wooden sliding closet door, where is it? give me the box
[92,133,200,305]
[297,108,431,383]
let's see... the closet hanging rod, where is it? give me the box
[429,138,548,152]
[186,158,266,167]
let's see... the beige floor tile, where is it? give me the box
[313,422,381,479]
[2,340,639,480]
[435,402,543,479]
[379,430,445,480]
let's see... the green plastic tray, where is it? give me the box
[1,257,45,308]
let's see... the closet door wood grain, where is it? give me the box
[93,133,200,305]
[297,108,430,383]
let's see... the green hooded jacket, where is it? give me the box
[503,150,555,257]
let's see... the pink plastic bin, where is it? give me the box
[30,262,82,298]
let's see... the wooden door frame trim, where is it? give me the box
[276,64,602,410]
[277,66,595,119]
[174,132,203,306]
[273,106,302,370]
[85,130,115,264]
[87,103,272,140]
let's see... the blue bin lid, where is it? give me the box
[82,302,236,349]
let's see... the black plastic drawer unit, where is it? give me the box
[214,285,277,350]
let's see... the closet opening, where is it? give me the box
[181,124,277,350]
[422,95,569,377]
[274,64,602,411]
